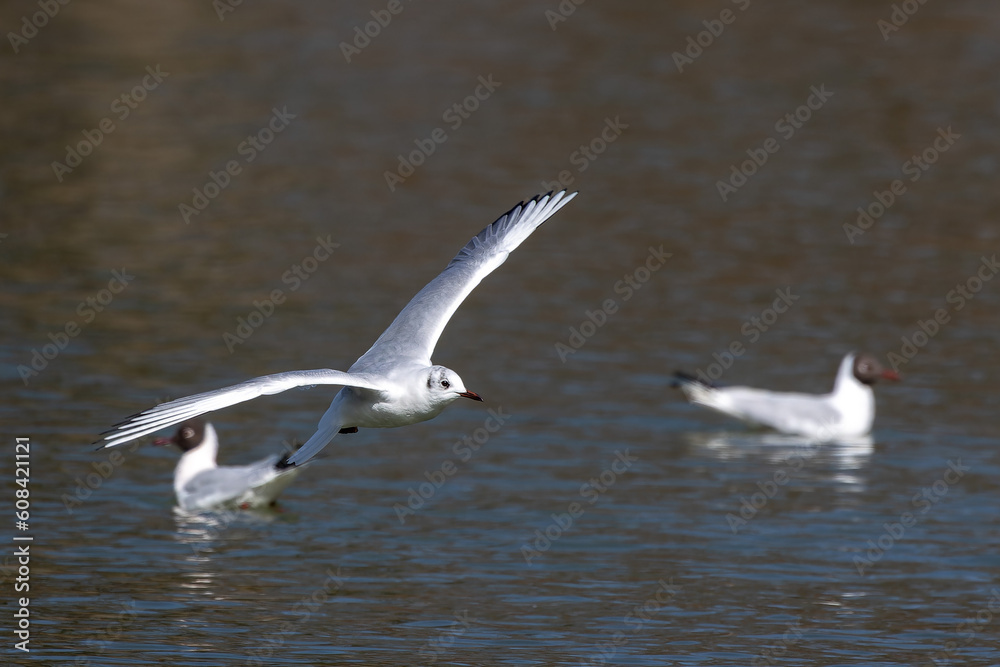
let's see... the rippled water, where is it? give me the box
[3,1,1000,665]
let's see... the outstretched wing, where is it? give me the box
[98,369,385,449]
[349,190,577,372]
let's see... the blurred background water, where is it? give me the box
[2,1,999,665]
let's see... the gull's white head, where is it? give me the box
[426,365,483,407]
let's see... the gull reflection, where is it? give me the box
[684,430,873,490]
[173,505,280,553]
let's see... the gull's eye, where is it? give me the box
[181,427,194,439]
[441,379,451,389]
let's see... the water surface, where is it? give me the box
[2,1,999,665]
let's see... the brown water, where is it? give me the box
[2,1,999,665]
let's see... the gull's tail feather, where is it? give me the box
[671,370,722,408]
[670,370,709,388]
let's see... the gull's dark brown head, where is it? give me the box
[853,354,901,385]
[153,419,206,452]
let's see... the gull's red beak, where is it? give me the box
[152,436,174,446]
[881,369,901,381]
[459,391,484,402]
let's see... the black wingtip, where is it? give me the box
[275,456,297,470]
[103,413,143,432]
[543,189,577,200]
[535,190,563,206]
[514,190,562,215]
[671,370,716,389]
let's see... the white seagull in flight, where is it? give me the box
[99,191,576,466]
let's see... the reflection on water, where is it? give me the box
[687,431,873,463]
[172,505,281,558]
[689,430,874,488]
[5,0,1000,664]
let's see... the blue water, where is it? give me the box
[3,1,1000,664]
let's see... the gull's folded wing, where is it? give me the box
[701,387,841,436]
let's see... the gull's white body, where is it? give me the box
[100,191,576,465]
[170,423,300,511]
[675,354,885,440]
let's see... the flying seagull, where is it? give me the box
[99,190,576,465]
